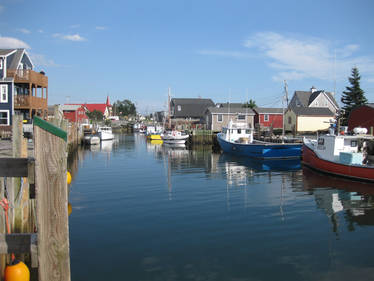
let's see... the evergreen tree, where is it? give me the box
[340,67,367,125]
[243,99,257,109]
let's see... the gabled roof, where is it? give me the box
[253,107,283,114]
[207,106,255,115]
[84,104,108,114]
[0,49,16,57]
[366,103,374,109]
[293,90,339,109]
[61,104,83,111]
[292,107,334,116]
[171,98,215,118]
[215,102,243,108]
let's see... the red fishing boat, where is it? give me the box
[303,129,374,182]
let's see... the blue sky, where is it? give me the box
[1,0,374,113]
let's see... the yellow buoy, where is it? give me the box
[68,203,72,216]
[4,260,30,281]
[67,171,72,185]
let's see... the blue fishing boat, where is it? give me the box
[217,121,302,159]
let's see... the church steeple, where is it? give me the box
[106,95,110,106]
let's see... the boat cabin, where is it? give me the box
[315,134,373,164]
[222,121,253,144]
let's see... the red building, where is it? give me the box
[61,104,88,123]
[348,103,374,134]
[253,108,283,129]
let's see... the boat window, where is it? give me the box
[318,138,324,145]
[223,128,227,134]
[351,140,357,147]
[238,115,245,120]
[237,129,241,134]
[246,129,251,134]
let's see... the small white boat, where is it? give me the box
[84,135,100,145]
[162,130,189,144]
[98,126,114,141]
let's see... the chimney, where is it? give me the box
[311,86,317,93]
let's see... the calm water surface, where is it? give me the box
[68,134,374,281]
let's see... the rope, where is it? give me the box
[0,197,15,261]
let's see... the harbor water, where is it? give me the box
[68,133,374,281]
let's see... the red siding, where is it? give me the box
[257,113,283,129]
[348,106,374,133]
[63,107,88,123]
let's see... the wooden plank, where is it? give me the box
[34,122,70,281]
[34,116,67,142]
[0,233,37,254]
[0,158,30,177]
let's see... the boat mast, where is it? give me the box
[168,87,171,129]
[282,80,288,143]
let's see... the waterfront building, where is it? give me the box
[0,48,48,128]
[253,107,283,130]
[205,103,255,132]
[348,103,374,134]
[284,86,339,133]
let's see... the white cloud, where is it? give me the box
[243,32,374,82]
[197,49,254,59]
[38,29,44,33]
[0,36,30,49]
[70,24,80,29]
[30,53,59,68]
[18,28,31,34]
[95,26,107,30]
[53,33,86,42]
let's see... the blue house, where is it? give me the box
[0,48,48,128]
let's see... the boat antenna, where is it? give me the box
[168,87,171,129]
[282,80,288,143]
[228,88,231,123]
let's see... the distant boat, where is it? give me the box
[303,127,374,182]
[217,121,302,159]
[162,130,189,144]
[97,126,114,141]
[84,134,100,145]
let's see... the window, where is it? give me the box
[0,59,2,69]
[264,114,269,122]
[318,138,324,145]
[238,115,245,120]
[177,105,181,111]
[351,141,357,147]
[238,129,241,134]
[217,114,222,122]
[0,110,9,125]
[288,116,292,124]
[0,84,8,103]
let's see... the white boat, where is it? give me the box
[162,130,189,144]
[303,127,374,182]
[98,126,114,141]
[84,134,100,145]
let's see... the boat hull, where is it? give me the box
[302,143,374,182]
[217,133,301,159]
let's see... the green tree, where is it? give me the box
[243,99,257,109]
[86,110,104,121]
[340,67,368,125]
[113,99,136,116]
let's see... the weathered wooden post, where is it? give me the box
[33,116,70,281]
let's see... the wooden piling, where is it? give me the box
[34,116,70,281]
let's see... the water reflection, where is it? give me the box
[302,166,374,233]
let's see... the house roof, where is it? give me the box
[0,49,16,57]
[215,102,244,108]
[293,90,339,109]
[171,98,215,118]
[207,106,255,115]
[254,107,283,114]
[292,107,334,116]
[171,98,214,105]
[61,104,83,111]
[367,103,374,109]
[84,103,108,114]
